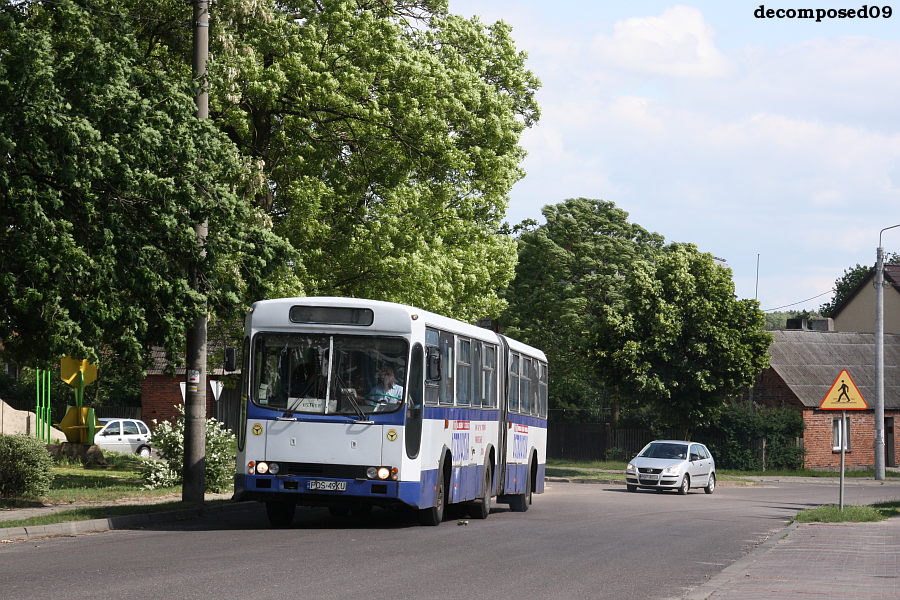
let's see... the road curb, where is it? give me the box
[677,521,798,600]
[0,501,250,543]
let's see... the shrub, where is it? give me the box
[0,434,54,498]
[140,406,236,493]
[698,400,805,471]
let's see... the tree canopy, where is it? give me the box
[594,243,772,435]
[502,198,664,420]
[504,199,771,434]
[1,0,539,367]
[0,0,289,366]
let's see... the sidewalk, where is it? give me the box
[682,518,900,599]
[0,492,236,542]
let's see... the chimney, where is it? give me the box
[785,317,808,330]
[809,318,834,332]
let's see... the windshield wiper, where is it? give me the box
[342,390,372,423]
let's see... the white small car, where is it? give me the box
[625,440,716,494]
[95,418,153,458]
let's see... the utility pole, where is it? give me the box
[874,224,900,481]
[183,0,210,503]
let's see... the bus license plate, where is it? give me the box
[307,480,347,492]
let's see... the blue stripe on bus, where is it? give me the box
[422,406,547,427]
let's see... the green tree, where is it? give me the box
[819,253,900,317]
[502,198,664,421]
[595,243,772,437]
[199,0,539,320]
[0,0,290,366]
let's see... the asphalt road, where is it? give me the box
[2,479,898,600]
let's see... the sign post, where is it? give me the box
[819,369,867,510]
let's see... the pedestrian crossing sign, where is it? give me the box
[820,370,867,410]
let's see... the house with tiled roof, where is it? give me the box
[830,264,900,334]
[140,347,238,428]
[747,328,900,470]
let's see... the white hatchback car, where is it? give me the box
[625,440,716,495]
[95,418,153,458]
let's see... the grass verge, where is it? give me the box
[794,501,900,523]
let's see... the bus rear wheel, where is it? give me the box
[468,466,492,520]
[509,464,532,513]
[265,501,295,528]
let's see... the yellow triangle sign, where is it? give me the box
[820,370,867,410]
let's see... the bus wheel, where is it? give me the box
[265,501,295,528]
[509,465,531,513]
[468,466,492,520]
[418,469,446,526]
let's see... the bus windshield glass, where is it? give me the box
[252,333,408,415]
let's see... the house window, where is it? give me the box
[832,417,851,452]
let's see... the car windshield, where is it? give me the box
[639,442,688,460]
[252,333,408,416]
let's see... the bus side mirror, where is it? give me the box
[224,347,237,372]
[426,347,441,381]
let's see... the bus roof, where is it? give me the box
[248,297,546,361]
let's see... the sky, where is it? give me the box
[448,0,900,313]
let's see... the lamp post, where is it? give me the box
[875,223,900,481]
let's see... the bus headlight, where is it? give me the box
[257,461,269,474]
[268,462,280,475]
[367,466,395,480]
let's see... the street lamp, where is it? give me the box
[875,223,900,481]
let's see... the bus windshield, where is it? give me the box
[252,333,408,415]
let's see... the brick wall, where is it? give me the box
[802,409,900,470]
[140,374,214,428]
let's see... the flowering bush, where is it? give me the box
[141,406,236,492]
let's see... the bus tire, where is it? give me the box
[468,465,492,520]
[418,460,447,526]
[265,501,295,528]
[509,463,532,513]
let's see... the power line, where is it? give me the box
[763,289,835,312]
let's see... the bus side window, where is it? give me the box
[509,353,520,413]
[483,345,497,408]
[439,331,454,405]
[425,346,440,405]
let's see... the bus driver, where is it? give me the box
[366,366,403,405]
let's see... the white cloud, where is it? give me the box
[591,5,729,78]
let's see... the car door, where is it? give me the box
[121,420,143,453]
[97,421,126,453]
[688,444,710,485]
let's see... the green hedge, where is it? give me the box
[697,401,805,470]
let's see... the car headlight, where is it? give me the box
[663,465,680,475]
[626,463,636,473]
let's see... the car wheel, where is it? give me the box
[678,475,690,495]
[265,501,295,528]
[704,473,716,495]
[626,484,637,492]
[137,446,151,459]
[468,466,492,519]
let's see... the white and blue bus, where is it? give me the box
[233,297,548,527]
